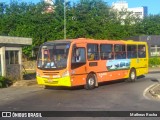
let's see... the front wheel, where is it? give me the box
[85,74,96,90]
[128,69,136,82]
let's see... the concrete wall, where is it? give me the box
[6,64,21,80]
[22,61,36,71]
[0,36,32,45]
[0,36,32,80]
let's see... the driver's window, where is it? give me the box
[72,48,86,63]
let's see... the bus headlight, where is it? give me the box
[62,71,69,77]
[36,72,40,77]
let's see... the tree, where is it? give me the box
[1,0,157,59]
[136,14,160,35]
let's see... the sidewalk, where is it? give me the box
[149,67,160,73]
[147,67,160,100]
[148,84,160,99]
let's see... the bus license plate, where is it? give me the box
[46,79,58,84]
[48,79,53,83]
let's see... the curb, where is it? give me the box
[148,84,160,99]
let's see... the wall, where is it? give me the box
[6,64,20,80]
[22,61,36,71]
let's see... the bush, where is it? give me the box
[0,76,13,88]
[149,57,160,67]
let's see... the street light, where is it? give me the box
[64,0,66,40]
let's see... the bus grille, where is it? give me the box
[43,72,59,75]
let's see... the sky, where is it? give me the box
[1,0,160,15]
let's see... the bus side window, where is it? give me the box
[87,44,99,61]
[72,48,86,63]
[114,44,126,59]
[115,52,122,59]
[127,45,137,58]
[138,45,146,58]
[100,44,113,60]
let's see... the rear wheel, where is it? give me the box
[85,74,96,90]
[128,68,136,82]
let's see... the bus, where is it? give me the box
[36,38,148,89]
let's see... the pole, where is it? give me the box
[64,0,66,40]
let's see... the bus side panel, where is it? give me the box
[96,70,129,82]
[71,74,87,86]
[130,58,148,76]
[87,60,130,82]
[124,42,149,76]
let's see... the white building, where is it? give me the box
[43,0,54,13]
[44,0,54,5]
[112,0,148,19]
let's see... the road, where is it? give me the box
[0,72,160,119]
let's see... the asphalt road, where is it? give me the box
[0,72,160,120]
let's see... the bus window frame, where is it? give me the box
[114,44,126,59]
[71,47,86,65]
[87,43,99,61]
[138,44,146,58]
[127,44,137,59]
[100,44,114,60]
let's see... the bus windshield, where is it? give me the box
[37,43,70,70]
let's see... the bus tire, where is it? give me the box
[128,68,136,82]
[85,74,96,90]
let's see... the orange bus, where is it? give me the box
[36,38,148,89]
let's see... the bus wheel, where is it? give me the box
[85,74,96,90]
[128,69,136,82]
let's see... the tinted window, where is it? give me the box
[72,48,86,63]
[87,44,99,60]
[100,44,113,60]
[114,44,126,59]
[138,45,146,58]
[127,45,137,58]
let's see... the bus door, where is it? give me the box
[71,44,87,86]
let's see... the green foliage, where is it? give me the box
[0,0,160,59]
[136,14,160,35]
[0,76,8,88]
[149,57,160,67]
[0,76,5,88]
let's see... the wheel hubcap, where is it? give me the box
[131,72,135,80]
[88,78,94,86]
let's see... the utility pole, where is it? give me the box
[64,0,66,40]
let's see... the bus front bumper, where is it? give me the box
[36,76,71,87]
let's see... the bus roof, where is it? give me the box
[45,38,147,45]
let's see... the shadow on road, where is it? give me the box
[44,76,147,91]
[23,72,36,80]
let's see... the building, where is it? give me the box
[44,0,54,13]
[112,0,148,19]
[0,36,32,80]
[44,0,54,5]
[126,35,160,57]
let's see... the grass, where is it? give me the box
[0,76,13,88]
[149,57,160,67]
